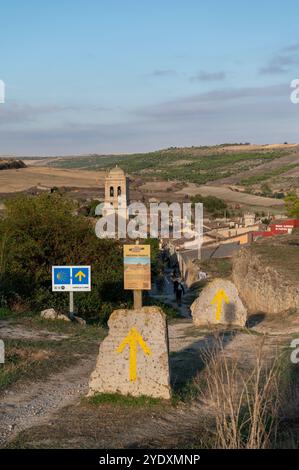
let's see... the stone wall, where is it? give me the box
[232,234,299,314]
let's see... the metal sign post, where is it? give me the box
[52,266,91,318]
[69,291,74,316]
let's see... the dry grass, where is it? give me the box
[197,337,281,449]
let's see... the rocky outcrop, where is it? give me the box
[232,233,299,314]
[0,159,26,171]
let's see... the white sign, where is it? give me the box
[52,266,91,292]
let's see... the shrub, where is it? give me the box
[0,193,129,322]
[191,194,228,218]
[285,193,299,218]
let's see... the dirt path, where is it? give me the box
[1,318,295,448]
[150,268,191,318]
[0,320,69,341]
[0,356,95,446]
[0,319,203,447]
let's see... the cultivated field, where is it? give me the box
[0,167,106,194]
[175,183,285,207]
[1,143,298,210]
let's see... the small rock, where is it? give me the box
[57,314,71,322]
[41,309,71,322]
[41,308,58,320]
[73,316,86,326]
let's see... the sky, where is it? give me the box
[1,0,299,155]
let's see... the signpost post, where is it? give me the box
[123,245,151,310]
[69,292,74,316]
[52,266,91,317]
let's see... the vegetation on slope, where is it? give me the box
[0,159,26,171]
[49,146,290,185]
[285,193,299,218]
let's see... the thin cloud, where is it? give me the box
[0,103,109,125]
[134,84,287,120]
[0,90,297,155]
[282,44,299,52]
[190,71,226,82]
[259,46,299,75]
[0,103,78,125]
[147,69,177,77]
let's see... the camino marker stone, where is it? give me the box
[191,278,247,327]
[88,307,171,399]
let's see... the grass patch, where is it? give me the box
[199,258,232,279]
[0,308,12,319]
[0,313,106,392]
[86,392,163,407]
[172,377,200,404]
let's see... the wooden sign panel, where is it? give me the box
[124,245,151,290]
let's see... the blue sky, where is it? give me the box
[0,0,299,155]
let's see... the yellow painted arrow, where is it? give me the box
[75,270,86,282]
[116,327,152,382]
[211,289,230,321]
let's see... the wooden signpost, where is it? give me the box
[123,244,151,310]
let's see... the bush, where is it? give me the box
[0,193,129,323]
[191,194,228,218]
[285,193,299,218]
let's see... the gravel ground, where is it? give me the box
[0,320,198,447]
[0,356,95,446]
[1,317,293,448]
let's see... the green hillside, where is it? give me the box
[49,144,296,185]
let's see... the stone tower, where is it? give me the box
[104,166,129,217]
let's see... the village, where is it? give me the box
[96,165,299,311]
[1,0,299,458]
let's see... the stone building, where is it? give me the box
[103,165,129,218]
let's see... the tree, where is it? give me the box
[261,183,272,197]
[0,193,128,321]
[191,194,228,218]
[285,194,299,218]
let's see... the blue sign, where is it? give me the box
[52,266,91,292]
[53,267,71,285]
[72,267,89,285]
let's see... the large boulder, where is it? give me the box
[233,234,299,314]
[88,307,171,399]
[191,278,247,327]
